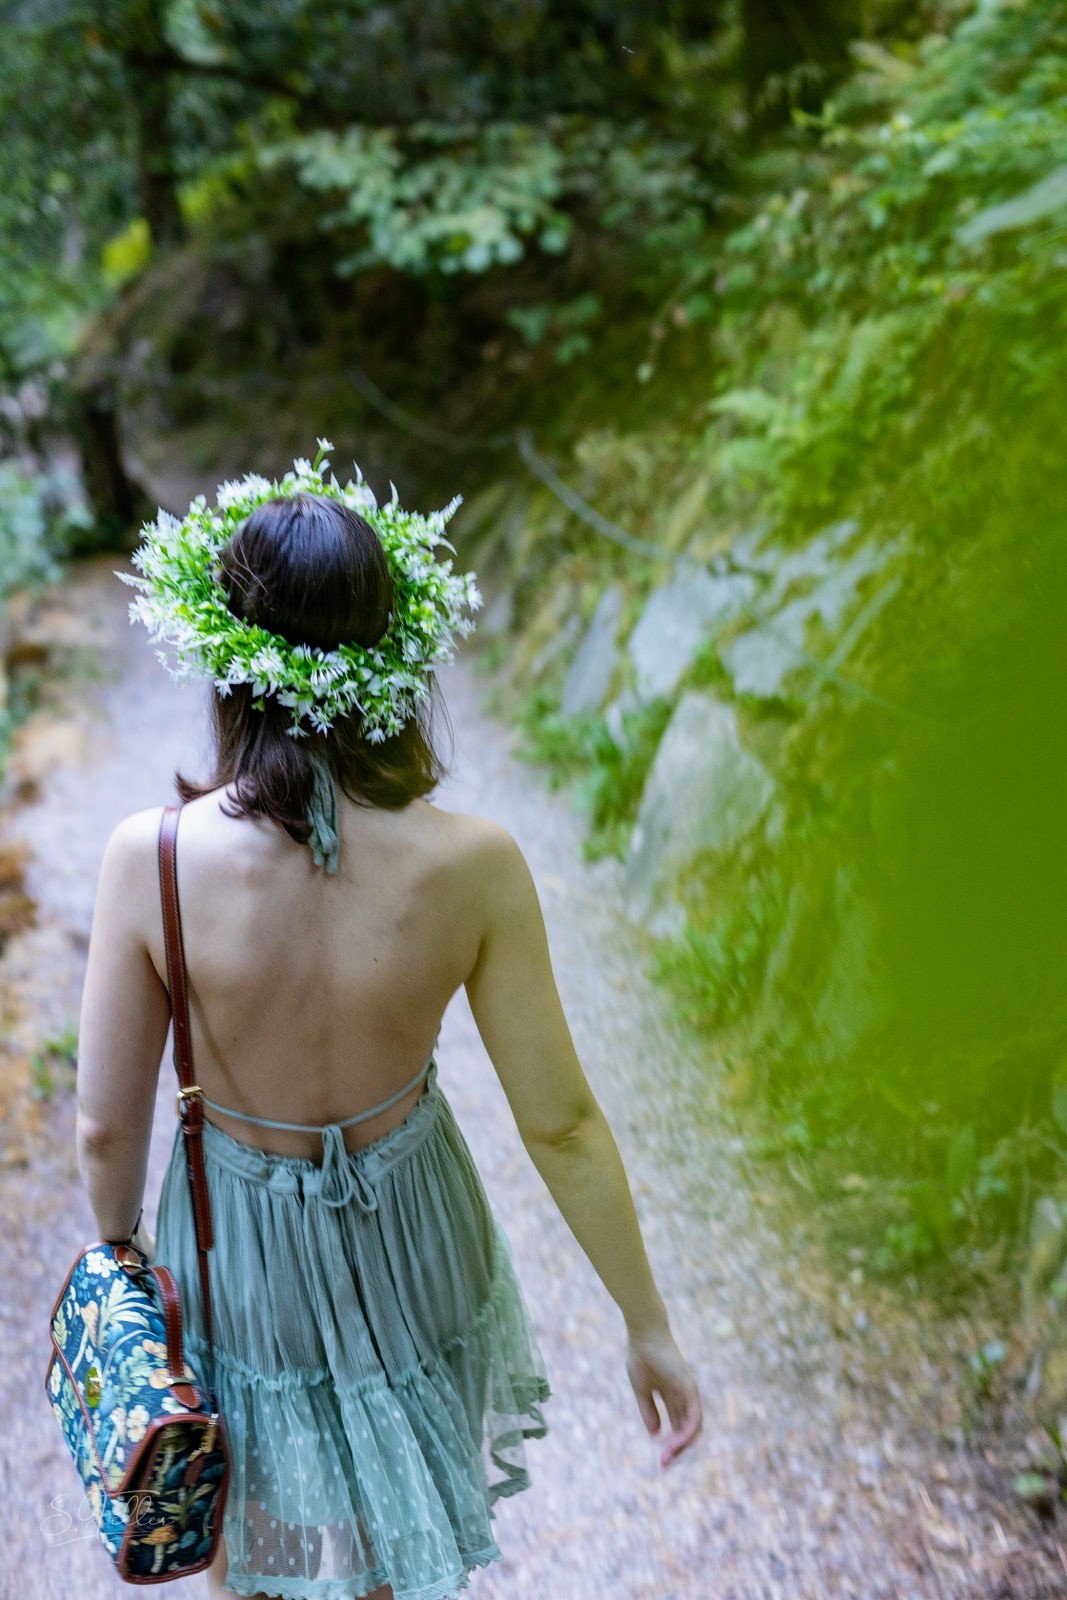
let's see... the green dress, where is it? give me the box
[153,1043,551,1600]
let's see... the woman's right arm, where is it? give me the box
[463,821,702,1468]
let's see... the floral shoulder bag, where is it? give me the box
[44,804,231,1582]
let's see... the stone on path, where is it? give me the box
[763,517,861,607]
[623,692,774,935]
[560,583,624,716]
[725,518,777,573]
[626,560,755,704]
[721,523,894,701]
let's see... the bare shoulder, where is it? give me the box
[422,806,537,934]
[97,805,171,901]
[423,804,530,891]
[89,807,169,946]
[101,805,167,866]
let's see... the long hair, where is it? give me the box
[175,492,452,838]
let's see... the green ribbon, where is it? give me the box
[306,746,340,875]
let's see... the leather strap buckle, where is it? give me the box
[176,1084,205,1119]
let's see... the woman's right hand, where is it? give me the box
[625,1327,703,1470]
[133,1221,156,1263]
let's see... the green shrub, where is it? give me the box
[513,686,671,860]
[0,461,89,779]
[650,877,777,1031]
[0,462,90,602]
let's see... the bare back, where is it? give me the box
[141,788,487,1158]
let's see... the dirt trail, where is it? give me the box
[2,555,1060,1600]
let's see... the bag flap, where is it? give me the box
[48,1244,205,1496]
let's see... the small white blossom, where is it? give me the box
[310,661,344,692]
[126,1404,150,1442]
[250,645,286,681]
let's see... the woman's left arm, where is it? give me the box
[76,808,171,1245]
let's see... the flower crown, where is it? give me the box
[117,441,482,741]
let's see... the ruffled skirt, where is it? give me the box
[153,1062,550,1600]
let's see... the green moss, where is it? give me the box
[512,683,672,861]
[649,881,776,1032]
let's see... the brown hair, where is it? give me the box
[175,492,452,839]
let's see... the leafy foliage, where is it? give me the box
[689,0,1067,525]
[0,464,90,602]
[493,2,1067,1286]
[505,294,603,364]
[650,880,777,1031]
[513,687,671,861]
[265,118,712,277]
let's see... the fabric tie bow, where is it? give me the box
[314,1123,379,1212]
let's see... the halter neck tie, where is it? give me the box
[306,745,340,875]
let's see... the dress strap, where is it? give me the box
[200,1039,438,1132]
[332,1051,436,1128]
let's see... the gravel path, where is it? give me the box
[2,556,1060,1600]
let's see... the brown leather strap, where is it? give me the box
[116,1250,189,1383]
[158,805,219,1399]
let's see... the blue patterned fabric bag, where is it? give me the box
[45,1240,230,1582]
[45,808,230,1583]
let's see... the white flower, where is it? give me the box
[310,662,343,692]
[126,1404,150,1442]
[250,646,286,681]
[215,479,248,509]
[49,1362,62,1395]
[85,1250,115,1276]
[316,436,334,453]
[346,482,377,514]
[216,473,273,509]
